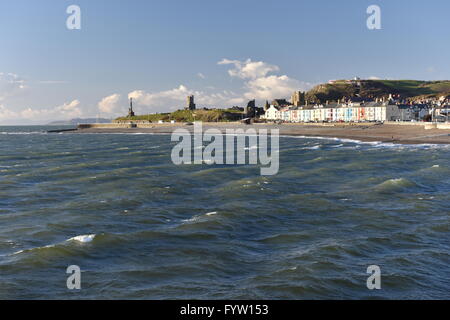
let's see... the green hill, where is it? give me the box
[305,80,450,103]
[116,108,244,122]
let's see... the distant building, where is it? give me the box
[271,99,291,108]
[264,100,270,111]
[246,99,256,108]
[262,105,280,121]
[291,91,305,107]
[186,95,196,110]
[262,100,429,123]
[244,99,255,115]
[127,98,135,117]
[244,99,264,118]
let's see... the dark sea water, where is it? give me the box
[0,126,449,299]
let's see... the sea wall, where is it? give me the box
[77,123,182,129]
[77,122,242,129]
[78,123,135,129]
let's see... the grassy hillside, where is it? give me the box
[305,80,450,103]
[116,108,244,122]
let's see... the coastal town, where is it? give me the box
[67,78,450,144]
[114,79,450,125]
[261,92,449,123]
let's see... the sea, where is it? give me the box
[0,126,449,299]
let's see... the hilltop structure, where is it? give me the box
[291,91,305,107]
[186,95,196,110]
[244,99,265,118]
[127,98,135,117]
[271,99,291,108]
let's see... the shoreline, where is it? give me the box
[69,123,450,145]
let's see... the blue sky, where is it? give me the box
[1,0,449,124]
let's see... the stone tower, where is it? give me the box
[291,91,305,107]
[186,95,196,110]
[127,98,135,117]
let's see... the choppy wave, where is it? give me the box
[182,211,219,223]
[67,234,96,243]
[12,234,97,257]
[374,178,419,192]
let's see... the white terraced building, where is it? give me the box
[262,102,424,122]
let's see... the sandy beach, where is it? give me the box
[71,123,450,145]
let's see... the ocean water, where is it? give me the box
[0,126,449,299]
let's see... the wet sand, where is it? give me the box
[73,123,450,145]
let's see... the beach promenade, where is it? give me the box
[73,122,450,145]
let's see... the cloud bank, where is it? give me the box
[0,59,312,121]
[0,100,82,123]
[98,93,122,115]
[123,58,312,113]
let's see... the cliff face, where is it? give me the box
[305,80,450,103]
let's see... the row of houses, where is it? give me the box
[262,102,431,123]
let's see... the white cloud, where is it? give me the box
[244,75,310,100]
[0,104,18,120]
[0,100,82,123]
[0,72,84,123]
[125,58,312,113]
[218,58,280,80]
[197,73,206,79]
[219,58,313,101]
[55,100,82,118]
[129,85,190,106]
[98,93,121,114]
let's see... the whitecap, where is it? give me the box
[12,244,56,256]
[182,211,218,223]
[182,216,200,223]
[300,144,321,150]
[68,234,96,243]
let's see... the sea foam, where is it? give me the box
[68,234,96,243]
